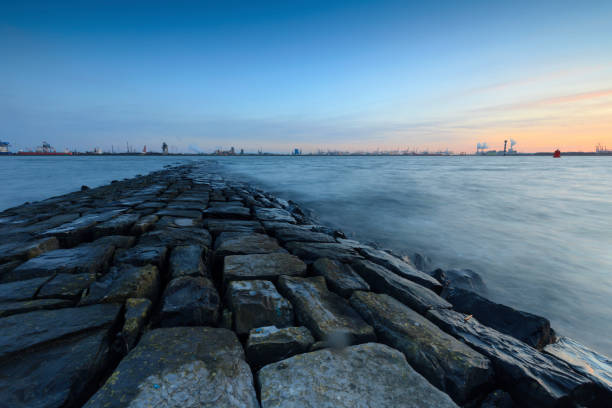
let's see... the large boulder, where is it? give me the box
[544,337,612,396]
[258,342,459,408]
[214,232,285,258]
[7,242,115,282]
[0,303,121,360]
[359,247,442,292]
[246,326,314,369]
[350,291,493,403]
[203,205,251,219]
[160,276,220,327]
[37,272,96,299]
[312,257,370,297]
[426,308,597,407]
[254,207,296,223]
[130,214,158,234]
[122,297,153,351]
[92,213,141,238]
[223,252,307,285]
[0,329,116,408]
[203,219,264,236]
[444,287,553,349]
[169,244,206,279]
[352,259,451,313]
[155,208,203,219]
[139,227,212,248]
[277,275,375,344]
[226,280,294,335]
[272,227,336,244]
[83,327,259,408]
[0,236,59,263]
[40,209,125,246]
[80,264,160,305]
[433,268,487,293]
[0,276,51,302]
[285,241,363,263]
[113,245,167,268]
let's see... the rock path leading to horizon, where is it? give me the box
[0,162,610,407]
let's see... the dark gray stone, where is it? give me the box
[83,327,259,408]
[130,214,158,234]
[426,308,595,407]
[350,291,493,403]
[92,213,141,238]
[277,275,375,344]
[203,219,264,236]
[0,298,73,317]
[155,208,203,219]
[0,303,121,360]
[246,325,314,369]
[0,329,114,408]
[0,276,51,302]
[444,287,553,349]
[226,280,294,335]
[7,242,115,282]
[480,390,515,408]
[254,207,296,223]
[161,276,220,327]
[92,234,136,249]
[258,343,459,408]
[0,237,59,263]
[359,247,442,292]
[81,264,160,305]
[122,297,153,351]
[223,252,307,285]
[214,232,285,257]
[169,244,206,279]
[284,241,363,263]
[139,227,212,248]
[203,205,251,219]
[433,268,487,293]
[37,273,96,299]
[312,257,370,297]
[113,245,167,268]
[155,216,203,229]
[40,209,124,246]
[273,227,337,244]
[352,259,451,313]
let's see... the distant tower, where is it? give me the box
[293,148,301,155]
[503,140,507,155]
[230,146,235,155]
[162,142,168,155]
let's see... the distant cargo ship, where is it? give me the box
[0,141,9,155]
[17,141,72,156]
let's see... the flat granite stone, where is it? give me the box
[83,327,259,408]
[0,303,122,360]
[223,252,307,285]
[246,325,315,369]
[92,213,141,238]
[277,275,375,344]
[155,216,203,229]
[284,241,363,263]
[81,264,160,305]
[92,234,136,249]
[203,205,251,219]
[254,207,296,223]
[352,259,451,314]
[426,308,597,407]
[203,219,264,236]
[0,298,73,317]
[113,245,167,268]
[226,280,294,335]
[0,329,115,408]
[350,291,493,403]
[312,257,370,297]
[37,272,96,299]
[359,247,442,292]
[169,244,206,279]
[0,276,51,302]
[139,227,212,248]
[0,236,60,263]
[160,276,220,327]
[273,227,337,244]
[122,297,153,351]
[214,232,286,257]
[130,214,158,234]
[40,209,125,246]
[258,342,459,408]
[155,208,203,219]
[7,242,115,282]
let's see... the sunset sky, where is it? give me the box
[1,1,611,153]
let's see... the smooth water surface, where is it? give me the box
[217,155,612,356]
[1,155,611,356]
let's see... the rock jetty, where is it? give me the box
[0,162,610,407]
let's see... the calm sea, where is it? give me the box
[1,155,611,356]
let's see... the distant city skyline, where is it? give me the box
[1,1,611,153]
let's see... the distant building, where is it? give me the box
[0,141,9,154]
[240,149,244,155]
[293,148,301,155]
[162,142,169,155]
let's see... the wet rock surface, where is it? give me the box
[277,275,375,344]
[350,291,493,403]
[258,342,459,408]
[0,162,608,408]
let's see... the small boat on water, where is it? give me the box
[17,141,72,156]
[553,149,561,158]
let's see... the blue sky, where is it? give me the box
[1,1,611,153]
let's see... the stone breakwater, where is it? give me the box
[0,163,610,408]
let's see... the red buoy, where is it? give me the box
[553,149,561,158]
